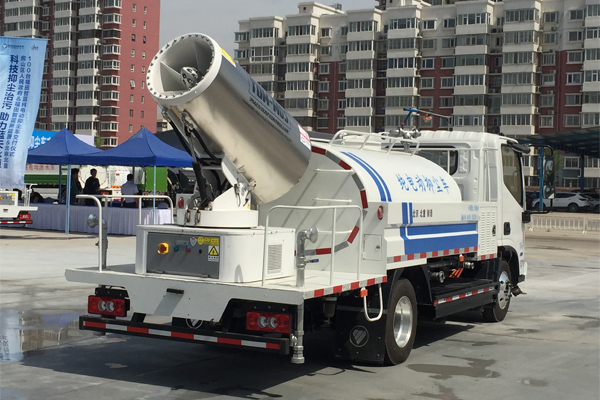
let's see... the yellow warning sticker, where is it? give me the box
[197,237,205,245]
[208,246,219,256]
[209,237,219,246]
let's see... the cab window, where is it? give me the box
[501,144,524,206]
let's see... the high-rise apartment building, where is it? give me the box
[0,0,160,148]
[235,0,600,188]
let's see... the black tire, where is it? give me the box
[483,260,511,322]
[567,203,579,213]
[384,279,417,365]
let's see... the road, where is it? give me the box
[0,225,598,400]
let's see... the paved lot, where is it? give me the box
[0,222,598,400]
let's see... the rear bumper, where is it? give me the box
[80,315,290,355]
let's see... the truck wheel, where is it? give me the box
[384,279,417,365]
[482,260,511,322]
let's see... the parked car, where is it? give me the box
[582,193,600,212]
[532,192,594,212]
[526,191,540,210]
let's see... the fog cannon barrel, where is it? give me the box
[146,33,312,204]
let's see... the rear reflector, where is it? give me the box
[18,213,31,220]
[246,311,290,334]
[88,295,127,317]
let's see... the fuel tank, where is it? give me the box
[146,33,312,204]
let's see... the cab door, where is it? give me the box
[499,144,526,278]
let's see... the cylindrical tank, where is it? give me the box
[146,33,312,204]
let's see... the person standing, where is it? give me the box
[121,173,139,208]
[70,168,82,205]
[83,168,101,206]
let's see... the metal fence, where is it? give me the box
[529,214,600,233]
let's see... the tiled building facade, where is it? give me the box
[0,0,160,148]
[235,0,600,187]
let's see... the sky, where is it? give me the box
[159,0,376,56]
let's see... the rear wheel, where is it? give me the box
[567,203,579,213]
[384,279,417,365]
[483,260,511,322]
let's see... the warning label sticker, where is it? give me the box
[208,245,219,262]
[298,124,311,150]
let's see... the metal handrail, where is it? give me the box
[76,195,104,271]
[80,194,174,224]
[262,204,363,287]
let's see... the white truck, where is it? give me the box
[0,190,37,226]
[65,34,540,365]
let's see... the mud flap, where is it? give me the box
[334,303,387,364]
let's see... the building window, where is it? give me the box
[131,64,135,72]
[338,99,346,109]
[420,78,434,89]
[564,115,581,127]
[130,95,134,102]
[132,19,136,27]
[319,64,330,74]
[420,97,433,108]
[131,49,135,57]
[544,12,558,23]
[132,4,137,12]
[321,27,332,37]
[583,113,600,126]
[543,33,556,44]
[585,70,600,82]
[541,73,555,86]
[131,34,136,41]
[501,114,531,126]
[565,94,581,106]
[422,58,434,69]
[440,77,454,88]
[422,20,436,30]
[442,57,455,68]
[144,6,147,14]
[568,31,584,42]
[319,81,330,92]
[540,115,553,128]
[443,18,456,28]
[129,124,133,132]
[569,9,585,20]
[141,110,144,118]
[542,53,555,65]
[143,21,147,29]
[566,72,582,85]
[143,36,146,43]
[440,97,453,108]
[141,96,145,104]
[540,94,554,107]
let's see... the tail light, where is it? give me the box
[177,197,184,209]
[246,311,290,334]
[18,213,31,220]
[88,295,128,317]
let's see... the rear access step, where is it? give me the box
[421,279,497,319]
[80,316,290,355]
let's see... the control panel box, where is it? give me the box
[135,225,296,283]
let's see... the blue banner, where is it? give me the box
[0,36,47,189]
[29,129,57,149]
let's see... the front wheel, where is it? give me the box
[567,203,579,213]
[384,279,417,365]
[482,260,511,322]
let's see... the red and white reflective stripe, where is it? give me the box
[388,246,478,263]
[83,321,280,350]
[0,220,31,225]
[434,286,494,305]
[478,253,497,260]
[305,275,387,299]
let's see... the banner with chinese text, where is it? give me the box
[0,36,47,189]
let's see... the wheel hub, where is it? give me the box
[393,296,413,348]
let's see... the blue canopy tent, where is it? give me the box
[72,127,193,213]
[71,127,192,167]
[27,128,103,236]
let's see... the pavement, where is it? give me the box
[0,219,598,400]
